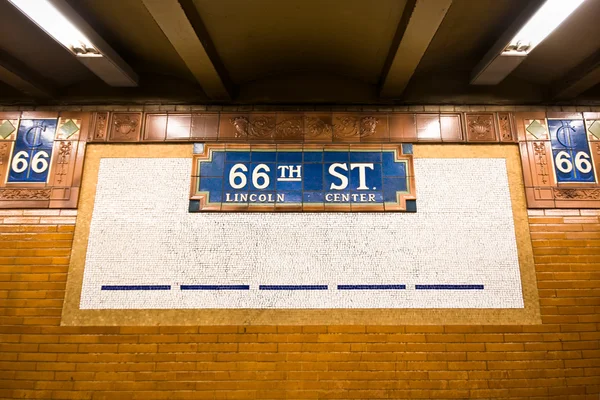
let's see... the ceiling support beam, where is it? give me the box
[0,50,54,98]
[552,49,600,100]
[379,0,452,98]
[142,0,234,101]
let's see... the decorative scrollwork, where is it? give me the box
[467,115,493,140]
[230,116,303,140]
[498,113,512,140]
[304,117,333,139]
[333,116,379,139]
[113,114,139,136]
[553,188,600,200]
[55,141,73,184]
[95,113,108,140]
[533,142,549,184]
[0,188,51,200]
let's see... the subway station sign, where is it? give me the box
[190,144,416,212]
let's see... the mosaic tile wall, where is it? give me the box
[80,157,523,309]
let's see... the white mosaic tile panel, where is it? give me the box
[80,157,524,309]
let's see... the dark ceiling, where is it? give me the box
[0,0,599,105]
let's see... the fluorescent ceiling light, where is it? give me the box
[8,0,100,56]
[502,0,586,56]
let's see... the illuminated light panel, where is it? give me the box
[8,0,100,57]
[502,0,586,56]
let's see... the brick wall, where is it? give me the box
[0,209,599,399]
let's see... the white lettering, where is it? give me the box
[368,194,375,202]
[225,193,232,201]
[341,194,349,202]
[360,193,367,202]
[334,193,341,201]
[329,163,348,190]
[288,165,301,178]
[239,193,247,202]
[249,194,257,201]
[352,194,359,202]
[325,193,333,202]
[350,163,374,190]
[277,194,285,202]
[277,165,289,177]
[258,194,267,202]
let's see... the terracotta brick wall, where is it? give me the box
[0,209,599,399]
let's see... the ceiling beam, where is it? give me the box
[379,0,452,98]
[142,0,234,101]
[0,49,54,98]
[552,49,600,100]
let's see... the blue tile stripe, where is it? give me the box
[102,284,485,291]
[338,285,406,290]
[259,285,328,290]
[415,285,484,290]
[101,285,171,291]
[181,285,249,290]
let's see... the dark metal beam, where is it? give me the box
[0,49,54,98]
[379,0,452,98]
[142,0,234,101]
[552,49,600,100]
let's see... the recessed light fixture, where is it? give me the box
[502,0,586,56]
[472,0,587,84]
[7,0,137,86]
[8,0,99,57]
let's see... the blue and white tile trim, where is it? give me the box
[80,157,523,309]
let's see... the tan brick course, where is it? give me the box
[0,209,598,398]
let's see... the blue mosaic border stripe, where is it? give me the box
[338,285,406,290]
[181,285,250,290]
[415,285,484,290]
[259,285,328,290]
[101,285,171,291]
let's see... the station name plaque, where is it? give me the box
[189,144,416,212]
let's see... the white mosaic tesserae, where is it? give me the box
[80,157,524,309]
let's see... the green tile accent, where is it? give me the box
[526,120,546,139]
[0,120,15,139]
[60,119,79,138]
[588,120,600,139]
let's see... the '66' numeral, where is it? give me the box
[554,151,593,174]
[229,163,271,189]
[11,150,50,174]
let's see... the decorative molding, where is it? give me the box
[553,188,600,200]
[498,113,513,142]
[109,113,142,142]
[333,116,380,139]
[55,141,73,185]
[0,188,51,200]
[92,112,109,141]
[466,114,496,142]
[532,142,549,185]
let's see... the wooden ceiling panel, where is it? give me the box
[193,0,406,84]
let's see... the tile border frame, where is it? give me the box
[61,143,540,326]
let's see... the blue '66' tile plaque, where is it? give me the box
[189,144,416,212]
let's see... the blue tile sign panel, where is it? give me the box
[548,119,597,184]
[190,144,416,212]
[7,119,57,183]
